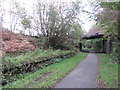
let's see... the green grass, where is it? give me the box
[2,48,74,68]
[2,52,87,88]
[97,54,118,88]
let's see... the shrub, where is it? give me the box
[54,58,63,63]
[2,48,77,70]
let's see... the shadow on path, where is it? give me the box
[55,53,98,88]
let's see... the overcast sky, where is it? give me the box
[1,0,103,35]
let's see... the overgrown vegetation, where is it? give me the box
[96,1,120,63]
[2,52,87,88]
[1,48,78,85]
[97,54,118,88]
[2,48,77,68]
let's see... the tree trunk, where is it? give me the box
[106,37,112,54]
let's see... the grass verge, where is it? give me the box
[97,54,118,88]
[2,52,87,88]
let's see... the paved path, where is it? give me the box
[55,53,98,88]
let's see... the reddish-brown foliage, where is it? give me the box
[1,29,36,55]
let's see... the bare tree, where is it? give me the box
[8,1,26,32]
[33,1,84,49]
